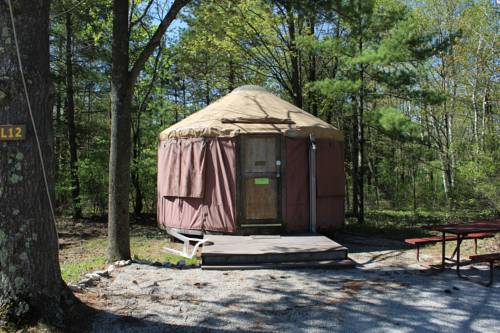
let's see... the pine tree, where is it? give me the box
[311,0,449,221]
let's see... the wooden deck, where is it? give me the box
[201,234,353,269]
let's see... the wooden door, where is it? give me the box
[239,135,282,229]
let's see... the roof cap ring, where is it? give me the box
[232,85,268,93]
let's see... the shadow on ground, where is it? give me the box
[81,258,499,333]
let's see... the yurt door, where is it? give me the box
[239,135,282,230]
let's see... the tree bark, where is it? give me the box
[132,103,143,216]
[443,109,454,205]
[108,0,132,261]
[355,87,365,223]
[54,37,64,176]
[352,24,365,223]
[65,12,82,219]
[0,0,68,327]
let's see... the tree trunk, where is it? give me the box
[108,0,132,262]
[182,77,186,110]
[307,15,317,116]
[132,103,142,217]
[392,145,398,209]
[285,0,302,108]
[471,86,479,151]
[345,174,350,214]
[107,0,189,261]
[65,12,82,219]
[356,90,365,223]
[443,110,454,205]
[351,95,360,218]
[412,165,417,212]
[0,0,68,327]
[367,156,379,209]
[353,29,365,223]
[55,88,62,174]
[132,172,143,216]
[205,79,210,106]
[481,87,488,150]
[132,107,143,216]
[228,58,235,92]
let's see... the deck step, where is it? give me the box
[202,249,348,266]
[202,258,356,270]
[201,234,349,267]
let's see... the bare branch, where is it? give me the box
[129,0,156,35]
[129,0,190,87]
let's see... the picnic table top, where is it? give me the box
[422,219,500,235]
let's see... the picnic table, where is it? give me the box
[421,219,500,276]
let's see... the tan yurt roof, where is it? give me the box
[159,85,343,141]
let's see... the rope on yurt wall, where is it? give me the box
[7,0,58,229]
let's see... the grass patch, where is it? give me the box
[61,256,107,283]
[344,209,497,240]
[130,234,199,265]
[59,225,199,283]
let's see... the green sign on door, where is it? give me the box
[254,178,270,185]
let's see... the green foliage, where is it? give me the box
[455,156,500,210]
[48,0,498,219]
[309,79,361,97]
[412,88,447,105]
[79,158,108,215]
[368,107,420,140]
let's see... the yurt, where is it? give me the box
[157,85,345,235]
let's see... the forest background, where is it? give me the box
[50,0,499,223]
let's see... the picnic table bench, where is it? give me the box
[417,219,500,285]
[469,253,500,286]
[405,232,493,261]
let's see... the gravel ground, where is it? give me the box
[84,237,500,333]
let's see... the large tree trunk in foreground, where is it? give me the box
[0,0,67,327]
[107,0,190,262]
